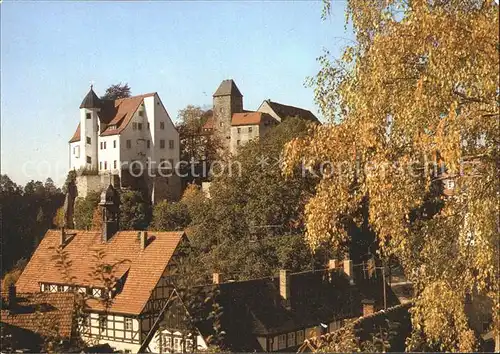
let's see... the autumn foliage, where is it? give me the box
[284,0,499,351]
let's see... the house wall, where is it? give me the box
[81,312,141,353]
[229,124,259,154]
[75,175,105,199]
[257,100,282,122]
[97,135,120,175]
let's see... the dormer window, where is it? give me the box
[86,113,91,119]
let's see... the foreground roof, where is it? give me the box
[196,267,399,351]
[1,292,76,338]
[16,229,185,315]
[264,100,319,122]
[213,79,243,97]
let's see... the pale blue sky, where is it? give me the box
[1,0,352,186]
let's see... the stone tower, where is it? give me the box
[213,79,243,151]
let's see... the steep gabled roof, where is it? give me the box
[213,79,243,97]
[16,229,185,315]
[80,87,101,109]
[0,292,77,338]
[264,100,319,123]
[231,112,277,127]
[68,93,157,141]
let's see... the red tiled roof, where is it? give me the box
[68,93,157,141]
[202,115,214,130]
[231,112,276,126]
[16,229,185,315]
[69,123,80,143]
[1,292,76,338]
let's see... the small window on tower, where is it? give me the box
[86,156,91,164]
[86,113,91,119]
[126,140,132,149]
[147,122,150,130]
[113,140,117,148]
[147,140,151,149]
[86,137,91,144]
[138,123,143,130]
[169,140,174,149]
[104,141,106,149]
[132,122,137,130]
[160,140,165,149]
[138,110,144,117]
[104,161,107,170]
[160,122,165,130]
[114,160,117,169]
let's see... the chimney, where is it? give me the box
[362,299,375,317]
[140,231,148,250]
[279,269,291,310]
[7,284,17,309]
[212,273,222,284]
[344,259,354,285]
[60,227,66,246]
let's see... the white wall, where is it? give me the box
[80,108,99,170]
[257,100,281,122]
[97,135,120,175]
[70,141,82,170]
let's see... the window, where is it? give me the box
[147,140,150,149]
[92,288,102,297]
[86,112,91,119]
[237,140,241,146]
[173,337,182,352]
[114,160,117,169]
[86,137,91,144]
[160,139,165,149]
[100,162,103,170]
[57,285,64,292]
[139,110,144,117]
[219,122,223,127]
[104,161,107,170]
[103,141,106,149]
[126,140,132,149]
[249,127,253,133]
[160,122,165,130]
[287,332,296,347]
[296,330,304,344]
[147,122,150,130]
[237,127,241,134]
[278,334,287,349]
[138,123,143,130]
[86,156,91,164]
[113,140,117,148]
[99,315,107,332]
[132,122,137,130]
[169,140,174,149]
[124,350,131,354]
[100,142,103,150]
[125,318,133,331]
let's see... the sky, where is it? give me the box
[1,0,352,187]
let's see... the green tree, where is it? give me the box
[119,190,151,230]
[284,0,499,351]
[187,118,322,279]
[100,82,131,100]
[151,200,190,231]
[73,191,100,230]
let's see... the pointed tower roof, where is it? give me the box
[79,86,101,109]
[213,79,243,97]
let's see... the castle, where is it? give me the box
[68,87,181,203]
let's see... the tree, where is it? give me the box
[284,1,498,351]
[151,200,190,231]
[119,190,151,230]
[73,191,100,230]
[100,83,131,100]
[187,118,325,280]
